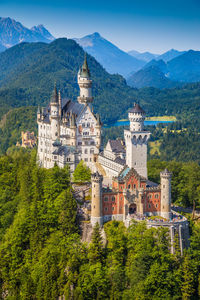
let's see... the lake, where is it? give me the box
[105,120,174,128]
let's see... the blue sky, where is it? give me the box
[1,0,200,53]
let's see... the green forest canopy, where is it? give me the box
[0,150,200,299]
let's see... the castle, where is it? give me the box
[37,57,189,253]
[37,55,101,172]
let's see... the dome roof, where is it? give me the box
[129,103,145,114]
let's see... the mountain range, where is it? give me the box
[128,50,159,62]
[127,50,200,89]
[1,17,200,91]
[0,17,54,50]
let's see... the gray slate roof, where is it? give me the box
[114,157,126,166]
[109,139,126,153]
[52,145,76,156]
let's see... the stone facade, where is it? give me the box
[91,102,189,253]
[37,56,101,173]
[21,131,37,148]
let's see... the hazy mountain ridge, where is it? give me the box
[0,17,55,51]
[127,50,200,88]
[128,50,159,62]
[73,32,146,77]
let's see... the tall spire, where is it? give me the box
[77,54,93,104]
[51,83,58,103]
[80,53,90,78]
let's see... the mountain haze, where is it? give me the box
[126,65,178,89]
[74,32,145,77]
[156,49,186,62]
[128,50,159,62]
[127,50,200,88]
[0,17,54,51]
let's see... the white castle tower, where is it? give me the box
[160,169,172,219]
[91,172,103,227]
[50,85,60,141]
[77,54,93,105]
[124,103,151,178]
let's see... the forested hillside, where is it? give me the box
[1,39,200,125]
[1,39,200,160]
[0,150,200,299]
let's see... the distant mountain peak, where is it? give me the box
[0,17,55,52]
[91,32,101,38]
[73,32,145,77]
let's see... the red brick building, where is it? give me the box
[91,167,171,226]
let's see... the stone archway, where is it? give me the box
[129,203,136,214]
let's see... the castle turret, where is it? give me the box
[70,113,77,146]
[37,106,41,121]
[124,103,151,178]
[58,90,62,118]
[91,172,103,226]
[50,84,60,141]
[77,54,93,105]
[95,114,101,149]
[160,169,172,219]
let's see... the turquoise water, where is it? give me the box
[105,120,174,128]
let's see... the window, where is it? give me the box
[85,149,88,154]
[112,196,115,202]
[104,197,108,202]
[84,158,88,162]
[105,207,108,212]
[54,156,57,159]
[78,142,82,145]
[155,194,159,199]
[149,204,151,208]
[128,184,130,189]
[112,207,114,211]
[156,204,158,208]
[134,184,136,189]
[87,122,90,127]
[90,148,94,154]
[82,123,85,128]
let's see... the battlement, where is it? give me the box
[160,168,172,178]
[91,172,103,182]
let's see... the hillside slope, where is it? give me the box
[0,38,144,124]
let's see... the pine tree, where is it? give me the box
[88,222,104,263]
[181,255,195,300]
[58,189,78,235]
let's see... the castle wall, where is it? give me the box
[144,190,161,214]
[102,192,124,216]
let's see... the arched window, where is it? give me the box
[112,196,115,202]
